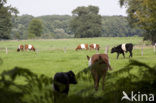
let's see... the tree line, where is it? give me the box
[10,14,143,39]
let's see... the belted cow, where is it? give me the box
[25,44,35,51]
[111,43,133,59]
[17,45,24,52]
[75,44,88,51]
[87,54,112,91]
[89,44,100,51]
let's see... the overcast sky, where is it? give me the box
[7,0,127,17]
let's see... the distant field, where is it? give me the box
[0,37,156,96]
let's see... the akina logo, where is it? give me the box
[121,91,155,102]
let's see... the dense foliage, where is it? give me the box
[10,15,143,39]
[120,0,156,44]
[101,16,144,37]
[28,19,43,39]
[70,6,102,38]
[0,59,155,103]
[0,0,18,39]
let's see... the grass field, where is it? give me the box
[0,37,156,99]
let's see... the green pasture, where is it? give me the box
[0,37,156,97]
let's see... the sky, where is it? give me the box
[7,0,127,17]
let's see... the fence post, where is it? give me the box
[64,47,66,53]
[105,46,109,54]
[154,45,156,54]
[36,49,39,54]
[141,44,144,56]
[96,49,99,54]
[5,47,8,54]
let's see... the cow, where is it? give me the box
[75,44,88,51]
[111,43,133,59]
[87,54,112,91]
[53,71,77,102]
[89,44,100,51]
[25,44,35,51]
[17,45,24,52]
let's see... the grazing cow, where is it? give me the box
[87,54,112,91]
[89,44,100,51]
[17,45,24,52]
[75,44,88,51]
[111,43,133,59]
[53,71,77,102]
[25,44,35,51]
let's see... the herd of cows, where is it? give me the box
[75,44,100,51]
[17,43,133,59]
[75,43,133,59]
[17,43,134,102]
[17,44,35,52]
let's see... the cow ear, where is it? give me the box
[68,70,73,73]
[68,71,75,76]
[87,55,90,60]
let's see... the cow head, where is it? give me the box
[32,47,35,52]
[87,55,92,66]
[66,71,77,84]
[75,48,78,51]
[111,47,116,53]
[17,48,20,52]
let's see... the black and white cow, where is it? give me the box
[111,43,133,59]
[53,71,77,102]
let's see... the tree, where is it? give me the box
[120,0,156,44]
[0,0,18,39]
[101,16,143,37]
[11,15,33,39]
[28,19,43,38]
[70,5,102,38]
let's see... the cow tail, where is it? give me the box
[99,56,105,64]
[99,55,112,70]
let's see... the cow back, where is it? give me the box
[91,54,110,71]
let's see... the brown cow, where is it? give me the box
[25,44,35,51]
[17,45,24,52]
[87,54,112,91]
[89,44,100,51]
[75,44,88,51]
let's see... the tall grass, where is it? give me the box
[0,60,155,103]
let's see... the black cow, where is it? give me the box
[111,43,133,59]
[53,71,77,102]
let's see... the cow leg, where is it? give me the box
[91,71,96,90]
[92,71,99,91]
[117,53,120,59]
[102,71,107,90]
[107,63,112,70]
[95,75,100,91]
[131,51,133,57]
[122,52,125,58]
[129,51,133,58]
